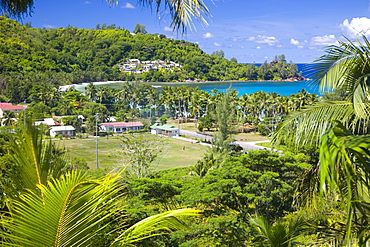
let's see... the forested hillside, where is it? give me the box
[0,16,300,86]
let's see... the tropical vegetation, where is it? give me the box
[2,5,370,245]
[0,16,302,104]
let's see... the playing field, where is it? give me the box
[56,133,209,171]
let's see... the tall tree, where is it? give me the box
[211,89,235,154]
[133,23,147,34]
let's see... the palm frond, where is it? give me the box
[0,171,122,247]
[113,208,201,246]
[250,216,307,247]
[310,36,370,118]
[272,101,357,147]
[319,122,370,244]
[134,0,211,32]
[105,0,211,32]
[3,123,67,201]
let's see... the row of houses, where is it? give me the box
[0,103,180,137]
[118,59,182,74]
[49,122,179,137]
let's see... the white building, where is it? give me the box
[100,122,144,133]
[0,103,26,118]
[50,126,75,137]
[150,123,179,137]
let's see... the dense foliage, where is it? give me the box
[0,17,301,102]
[123,151,310,246]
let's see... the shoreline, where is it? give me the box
[59,77,310,91]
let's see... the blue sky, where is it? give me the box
[18,0,370,63]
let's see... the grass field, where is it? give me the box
[167,119,269,142]
[56,134,209,171]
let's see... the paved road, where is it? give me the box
[177,130,282,152]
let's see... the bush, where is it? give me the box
[257,124,271,136]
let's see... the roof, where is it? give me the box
[34,118,60,126]
[101,122,144,128]
[50,126,75,131]
[0,103,25,110]
[150,123,179,131]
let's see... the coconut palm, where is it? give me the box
[2,0,211,32]
[0,122,201,246]
[0,170,200,246]
[1,110,17,126]
[273,36,370,147]
[85,82,97,102]
[2,121,68,201]
[250,216,308,247]
[316,121,370,245]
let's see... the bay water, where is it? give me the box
[73,63,323,96]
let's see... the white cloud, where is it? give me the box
[256,46,261,49]
[43,24,55,29]
[122,2,135,8]
[310,35,337,46]
[163,26,172,32]
[214,42,222,46]
[203,32,214,38]
[340,17,370,37]
[248,35,278,46]
[82,1,91,4]
[298,45,304,49]
[290,38,300,45]
[230,37,243,42]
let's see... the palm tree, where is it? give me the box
[85,82,97,102]
[3,0,211,32]
[272,36,370,245]
[273,36,370,147]
[0,170,200,246]
[0,122,200,246]
[1,110,16,126]
[250,216,308,247]
[316,121,370,245]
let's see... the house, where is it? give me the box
[50,126,75,137]
[0,103,26,118]
[100,122,144,133]
[34,118,61,127]
[150,123,179,137]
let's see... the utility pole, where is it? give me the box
[95,113,99,169]
[178,96,180,137]
[23,100,27,129]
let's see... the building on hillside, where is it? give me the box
[0,103,26,118]
[50,126,75,137]
[100,122,144,133]
[150,123,179,137]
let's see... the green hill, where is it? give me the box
[0,16,301,102]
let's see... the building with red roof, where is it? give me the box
[100,121,144,133]
[0,103,26,118]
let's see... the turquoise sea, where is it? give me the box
[158,80,320,97]
[72,63,323,96]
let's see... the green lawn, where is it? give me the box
[167,119,269,142]
[56,133,208,171]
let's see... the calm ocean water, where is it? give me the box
[75,63,322,96]
[182,80,320,97]
[153,63,321,96]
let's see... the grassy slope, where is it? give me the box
[167,120,269,142]
[56,134,208,170]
